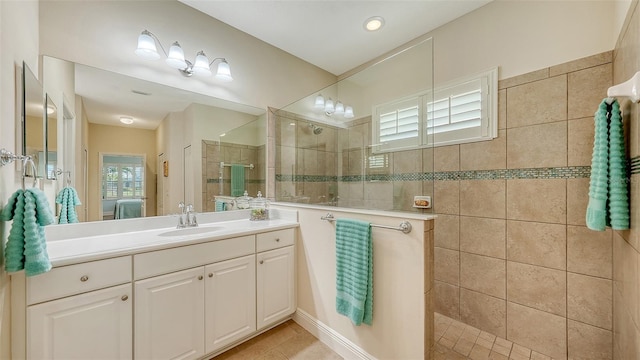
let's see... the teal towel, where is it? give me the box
[114,199,142,219]
[1,188,54,276]
[55,187,82,224]
[586,99,630,231]
[231,164,245,197]
[335,218,373,326]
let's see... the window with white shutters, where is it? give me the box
[373,68,497,152]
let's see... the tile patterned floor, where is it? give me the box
[211,320,343,360]
[434,313,555,360]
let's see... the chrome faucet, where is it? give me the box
[185,204,198,227]
[177,202,186,228]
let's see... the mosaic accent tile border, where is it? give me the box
[275,166,593,183]
[206,179,265,184]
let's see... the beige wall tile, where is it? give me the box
[507,220,566,270]
[567,273,612,330]
[506,74,566,128]
[568,320,613,360]
[435,214,459,250]
[392,181,422,212]
[498,89,507,130]
[435,247,460,285]
[549,51,612,77]
[507,262,566,316]
[422,147,434,173]
[568,64,613,120]
[621,238,639,328]
[568,117,595,167]
[567,226,613,279]
[434,145,460,172]
[507,179,567,224]
[459,217,506,259]
[507,302,567,360]
[499,68,550,90]
[460,253,506,299]
[435,280,460,320]
[459,130,507,171]
[460,288,507,338]
[507,122,568,169]
[393,148,422,174]
[434,180,460,215]
[460,180,506,219]
[567,178,589,226]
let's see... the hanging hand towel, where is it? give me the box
[1,187,55,276]
[586,99,630,231]
[55,186,82,224]
[231,164,245,197]
[335,218,373,326]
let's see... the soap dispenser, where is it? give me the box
[250,191,269,221]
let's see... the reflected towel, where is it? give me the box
[1,188,54,276]
[215,199,225,212]
[231,164,245,197]
[55,186,82,224]
[114,199,142,219]
[335,218,373,326]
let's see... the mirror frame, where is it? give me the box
[21,61,44,161]
[45,94,58,180]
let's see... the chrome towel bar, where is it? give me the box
[320,213,412,234]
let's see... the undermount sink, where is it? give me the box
[158,226,224,237]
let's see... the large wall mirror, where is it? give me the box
[22,62,44,178]
[42,56,266,223]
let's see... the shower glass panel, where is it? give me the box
[273,38,434,212]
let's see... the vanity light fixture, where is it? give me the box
[364,16,385,32]
[135,30,233,82]
[119,116,134,125]
[313,94,354,119]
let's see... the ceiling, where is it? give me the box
[179,0,493,76]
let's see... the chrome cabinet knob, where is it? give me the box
[208,273,213,278]
[275,238,280,242]
[121,295,128,301]
[198,275,203,280]
[259,260,264,264]
[80,275,89,282]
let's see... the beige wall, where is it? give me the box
[612,1,640,359]
[433,52,614,359]
[87,123,157,221]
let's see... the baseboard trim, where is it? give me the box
[292,309,376,360]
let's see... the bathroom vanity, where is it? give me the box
[10,209,298,360]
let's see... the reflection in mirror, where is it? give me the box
[42,56,266,222]
[45,95,58,180]
[273,38,434,213]
[22,62,44,178]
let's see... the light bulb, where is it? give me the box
[335,101,345,115]
[192,51,212,76]
[215,60,233,82]
[166,41,187,69]
[344,106,354,119]
[135,30,160,60]
[324,98,335,114]
[314,94,325,109]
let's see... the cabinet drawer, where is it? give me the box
[27,256,131,305]
[256,229,295,252]
[134,235,255,280]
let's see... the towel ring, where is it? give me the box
[22,157,38,189]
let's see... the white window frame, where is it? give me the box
[372,67,498,153]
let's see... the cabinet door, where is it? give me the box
[204,254,256,353]
[256,246,295,330]
[27,283,132,360]
[135,267,205,360]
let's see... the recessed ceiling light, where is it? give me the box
[120,116,134,125]
[364,16,385,32]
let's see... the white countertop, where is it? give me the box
[44,209,299,267]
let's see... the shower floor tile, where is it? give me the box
[434,313,554,360]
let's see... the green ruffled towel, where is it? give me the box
[55,186,82,224]
[586,98,630,231]
[1,188,55,276]
[230,164,245,197]
[335,218,373,326]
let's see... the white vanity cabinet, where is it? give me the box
[24,256,133,360]
[256,229,296,331]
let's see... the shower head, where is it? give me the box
[309,123,323,135]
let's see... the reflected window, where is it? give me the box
[102,155,145,199]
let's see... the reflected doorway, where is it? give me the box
[99,153,146,220]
